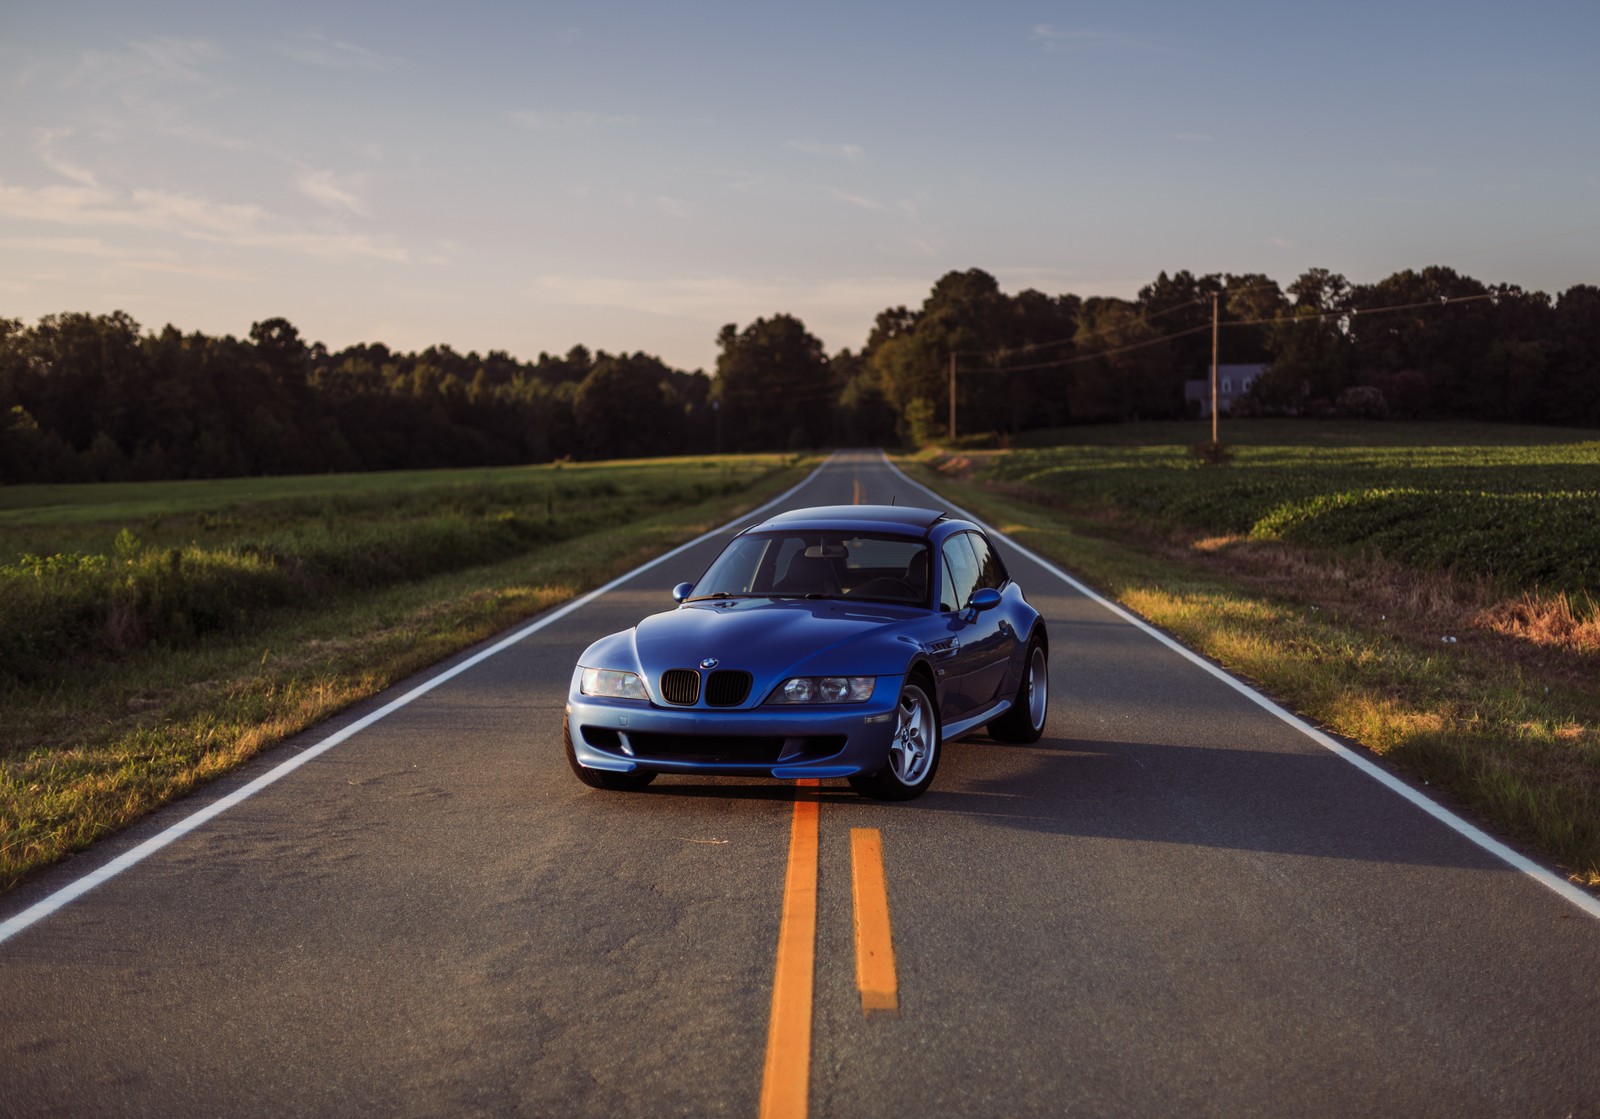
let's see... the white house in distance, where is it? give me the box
[1184,363,1267,417]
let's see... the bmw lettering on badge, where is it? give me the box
[564,505,1050,800]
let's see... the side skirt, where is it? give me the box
[942,699,1011,742]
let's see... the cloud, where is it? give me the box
[64,37,223,90]
[789,139,865,162]
[511,109,641,131]
[1170,132,1213,143]
[0,235,126,257]
[825,189,923,228]
[829,188,889,213]
[524,273,930,335]
[279,32,407,72]
[50,38,257,154]
[0,181,121,224]
[1030,25,1171,54]
[0,236,255,282]
[34,129,99,186]
[0,178,406,262]
[296,170,369,216]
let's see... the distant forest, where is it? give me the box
[3,265,1598,484]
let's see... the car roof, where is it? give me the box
[753,504,947,534]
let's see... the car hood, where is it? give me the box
[580,598,926,698]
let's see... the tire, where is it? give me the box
[988,634,1048,743]
[848,681,941,801]
[564,717,656,791]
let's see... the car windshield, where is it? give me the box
[691,530,931,606]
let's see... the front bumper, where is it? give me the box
[565,676,905,780]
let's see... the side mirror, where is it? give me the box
[672,581,695,604]
[968,587,1002,612]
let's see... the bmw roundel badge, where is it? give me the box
[699,658,719,670]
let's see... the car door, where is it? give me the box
[955,531,1018,708]
[932,533,990,720]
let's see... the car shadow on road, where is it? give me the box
[908,733,1510,871]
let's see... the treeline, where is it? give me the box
[0,316,715,483]
[821,266,1600,444]
[4,264,1599,482]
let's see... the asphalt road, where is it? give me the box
[3,450,1598,1119]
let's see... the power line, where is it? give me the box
[958,291,1499,377]
[961,323,1216,375]
[954,291,1217,363]
[951,278,1296,370]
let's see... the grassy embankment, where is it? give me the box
[907,420,1600,887]
[0,455,811,891]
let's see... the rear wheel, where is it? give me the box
[564,717,656,791]
[988,635,1048,743]
[848,682,941,801]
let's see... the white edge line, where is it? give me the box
[884,451,1600,921]
[0,456,836,947]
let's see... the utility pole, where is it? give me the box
[1210,292,1220,446]
[948,351,956,442]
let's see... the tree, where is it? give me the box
[1347,267,1491,415]
[1221,273,1286,364]
[1254,268,1353,411]
[1550,285,1600,426]
[1138,270,1215,378]
[1069,298,1173,422]
[714,315,832,451]
[249,317,311,390]
[830,348,899,446]
[574,353,684,459]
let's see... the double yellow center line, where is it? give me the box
[759,782,899,1119]
[760,471,898,1117]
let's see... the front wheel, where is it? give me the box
[988,635,1048,743]
[564,717,656,791]
[848,682,941,801]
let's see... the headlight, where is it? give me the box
[580,667,648,701]
[768,676,876,704]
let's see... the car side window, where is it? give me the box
[940,563,961,613]
[940,535,981,612]
[968,532,1008,591]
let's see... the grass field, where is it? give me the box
[0,454,810,890]
[910,419,1600,887]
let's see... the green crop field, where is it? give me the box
[0,454,809,889]
[986,420,1600,595]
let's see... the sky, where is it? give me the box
[2,0,1597,373]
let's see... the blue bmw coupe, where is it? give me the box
[564,505,1049,799]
